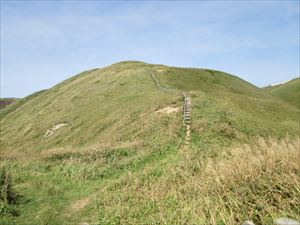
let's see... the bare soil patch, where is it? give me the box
[155,106,180,115]
[71,196,92,212]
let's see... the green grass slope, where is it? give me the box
[1,61,299,225]
[264,77,300,109]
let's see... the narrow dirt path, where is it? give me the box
[150,70,192,147]
[65,70,192,224]
[63,194,97,225]
[70,196,93,212]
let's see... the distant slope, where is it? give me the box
[0,90,46,118]
[1,61,299,225]
[0,98,19,109]
[264,77,300,109]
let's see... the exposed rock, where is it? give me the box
[44,122,68,137]
[242,220,255,225]
[275,218,300,225]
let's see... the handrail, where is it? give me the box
[183,93,191,126]
[150,71,177,94]
[183,93,187,125]
[150,70,192,146]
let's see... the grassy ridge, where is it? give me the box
[0,61,299,224]
[264,77,300,109]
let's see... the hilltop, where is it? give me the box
[1,61,299,225]
[264,77,300,109]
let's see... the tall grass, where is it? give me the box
[95,138,300,225]
[191,138,300,225]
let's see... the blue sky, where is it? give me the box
[1,1,299,98]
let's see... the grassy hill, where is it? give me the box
[1,61,299,225]
[264,77,300,109]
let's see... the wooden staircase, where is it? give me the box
[183,94,192,145]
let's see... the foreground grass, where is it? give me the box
[94,138,300,225]
[1,137,299,225]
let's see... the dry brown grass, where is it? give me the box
[192,137,300,224]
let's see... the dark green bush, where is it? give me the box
[0,166,19,219]
[0,166,17,204]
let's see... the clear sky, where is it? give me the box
[1,1,299,98]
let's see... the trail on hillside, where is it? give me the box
[150,71,192,147]
[71,196,93,212]
[63,69,190,223]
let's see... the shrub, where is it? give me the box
[0,166,17,204]
[0,166,19,219]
